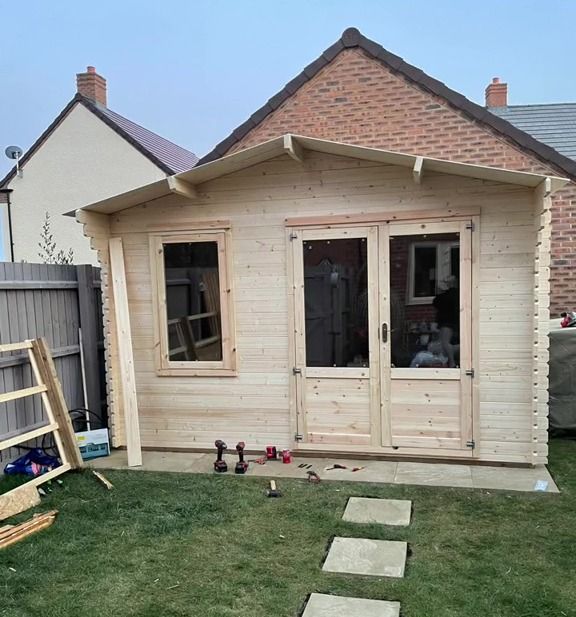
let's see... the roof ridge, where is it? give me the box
[197,27,576,179]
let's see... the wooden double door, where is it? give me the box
[289,220,476,457]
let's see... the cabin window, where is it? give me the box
[150,230,236,376]
[408,240,459,305]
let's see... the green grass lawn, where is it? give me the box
[1,440,575,617]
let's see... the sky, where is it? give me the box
[1,0,576,256]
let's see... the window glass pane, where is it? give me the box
[390,232,460,368]
[163,241,223,362]
[304,237,369,367]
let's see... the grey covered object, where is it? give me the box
[549,328,576,431]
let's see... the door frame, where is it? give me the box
[286,210,480,459]
[381,219,475,454]
[287,226,380,447]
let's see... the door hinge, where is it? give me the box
[289,232,298,240]
[465,368,475,378]
[292,367,302,375]
[295,433,304,442]
[466,439,476,449]
[466,221,475,231]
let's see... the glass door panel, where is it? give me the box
[389,231,461,370]
[382,220,474,453]
[292,227,379,447]
[303,236,369,368]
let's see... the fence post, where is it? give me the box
[77,265,102,421]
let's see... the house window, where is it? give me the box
[150,230,236,376]
[408,240,459,304]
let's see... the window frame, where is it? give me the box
[149,229,236,376]
[407,239,459,305]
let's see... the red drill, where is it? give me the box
[214,440,228,473]
[235,442,248,474]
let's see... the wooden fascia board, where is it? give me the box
[75,134,569,216]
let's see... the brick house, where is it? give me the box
[201,27,576,316]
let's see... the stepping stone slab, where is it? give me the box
[343,497,411,526]
[303,593,400,617]
[323,537,407,578]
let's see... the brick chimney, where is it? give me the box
[76,66,107,107]
[485,77,508,108]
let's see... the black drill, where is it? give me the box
[214,440,228,473]
[235,442,248,474]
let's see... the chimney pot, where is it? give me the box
[76,66,107,107]
[485,76,507,108]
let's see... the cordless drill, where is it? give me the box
[214,440,228,473]
[235,442,248,474]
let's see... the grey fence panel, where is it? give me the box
[0,262,105,463]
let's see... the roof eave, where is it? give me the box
[73,134,568,217]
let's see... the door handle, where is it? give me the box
[381,323,388,343]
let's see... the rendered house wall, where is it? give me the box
[3,104,166,264]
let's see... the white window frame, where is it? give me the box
[149,228,236,376]
[407,240,459,305]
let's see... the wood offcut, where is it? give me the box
[0,510,58,549]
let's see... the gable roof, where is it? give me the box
[74,133,568,216]
[0,94,198,189]
[198,27,576,181]
[491,103,576,162]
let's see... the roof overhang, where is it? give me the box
[70,134,569,216]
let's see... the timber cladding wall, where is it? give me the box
[96,151,544,465]
[225,47,575,316]
[0,262,105,461]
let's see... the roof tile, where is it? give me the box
[94,104,198,173]
[492,104,576,161]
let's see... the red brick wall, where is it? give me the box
[227,48,575,315]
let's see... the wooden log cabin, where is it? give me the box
[75,135,567,467]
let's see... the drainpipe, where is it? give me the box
[0,188,14,262]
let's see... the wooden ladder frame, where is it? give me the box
[0,338,83,519]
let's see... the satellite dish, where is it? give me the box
[5,146,23,160]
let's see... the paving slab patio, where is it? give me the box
[394,461,474,488]
[342,497,411,526]
[302,593,400,617]
[90,449,559,493]
[322,537,407,578]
